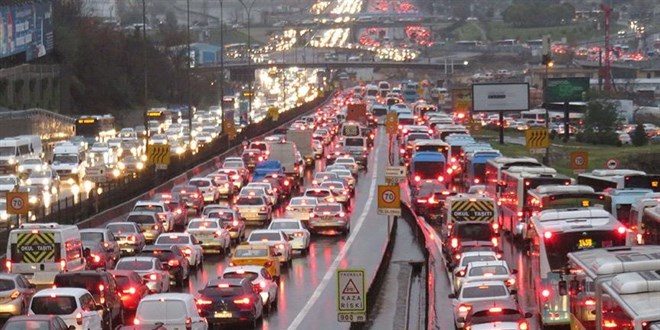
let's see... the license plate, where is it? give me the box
[214,311,233,318]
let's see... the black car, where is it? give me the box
[2,315,73,330]
[196,278,263,328]
[53,270,123,330]
[83,241,114,270]
[411,181,450,223]
[138,245,190,287]
[444,221,501,269]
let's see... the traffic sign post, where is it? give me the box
[605,158,619,169]
[570,151,589,174]
[6,192,28,215]
[378,185,401,216]
[337,269,366,323]
[268,107,279,121]
[385,166,406,184]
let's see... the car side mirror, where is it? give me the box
[95,304,104,311]
[29,283,36,289]
[197,241,203,245]
[448,293,456,299]
[524,312,533,318]
[558,280,568,296]
[289,236,295,241]
[511,269,518,274]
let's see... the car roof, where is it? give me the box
[108,269,139,277]
[461,280,508,288]
[467,261,508,269]
[79,228,108,233]
[6,315,63,322]
[106,222,138,227]
[35,288,90,298]
[468,299,520,312]
[223,265,265,274]
[140,293,195,302]
[235,243,270,250]
[271,218,299,223]
[250,229,282,235]
[118,256,158,263]
[208,278,248,287]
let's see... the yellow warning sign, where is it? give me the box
[146,144,170,166]
[16,232,56,263]
[525,127,550,149]
[385,112,398,135]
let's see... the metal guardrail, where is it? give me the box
[0,107,76,123]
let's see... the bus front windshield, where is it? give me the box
[545,230,626,271]
[413,161,444,180]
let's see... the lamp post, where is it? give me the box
[187,0,193,147]
[218,0,225,127]
[238,0,256,119]
[142,0,149,148]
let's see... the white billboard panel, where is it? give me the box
[472,83,529,111]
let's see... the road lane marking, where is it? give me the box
[287,135,381,330]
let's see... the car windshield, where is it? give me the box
[116,260,153,271]
[113,275,131,288]
[270,222,300,230]
[224,161,243,168]
[188,221,218,229]
[314,204,341,213]
[0,177,16,185]
[81,232,104,242]
[156,235,191,244]
[53,155,78,164]
[290,198,315,206]
[190,180,210,187]
[172,186,196,194]
[335,159,355,165]
[460,256,497,267]
[127,214,155,224]
[344,138,364,147]
[249,232,281,242]
[461,285,507,299]
[470,309,523,324]
[29,171,50,179]
[0,147,15,157]
[54,275,105,294]
[469,266,509,276]
[234,248,268,257]
[107,224,136,234]
[306,190,330,198]
[0,279,15,290]
[223,272,259,281]
[133,205,163,213]
[31,296,77,315]
[456,223,492,242]
[236,197,264,205]
[3,320,51,330]
[200,286,244,297]
[22,159,41,165]
[207,211,234,221]
[321,182,344,189]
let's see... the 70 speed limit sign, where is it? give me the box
[6,192,29,215]
[378,185,401,216]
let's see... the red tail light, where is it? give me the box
[414,175,421,182]
[450,238,458,249]
[447,168,453,174]
[264,261,273,267]
[232,220,239,226]
[76,312,83,325]
[98,284,105,292]
[92,254,101,263]
[5,259,11,272]
[232,175,240,180]
[506,278,516,286]
[60,259,66,272]
[284,180,290,186]
[399,148,405,154]
[234,297,251,305]
[168,259,180,267]
[158,213,167,221]
[215,230,224,237]
[293,232,304,237]
[492,222,499,231]
[542,289,551,298]
[145,274,157,281]
[518,320,529,330]
[127,235,136,242]
[176,208,183,214]
[585,298,596,306]
[152,225,159,230]
[196,298,212,305]
[182,248,192,256]
[617,226,626,234]
[489,307,503,313]
[192,193,199,198]
[491,237,499,247]
[339,212,346,217]
[122,287,136,295]
[416,198,427,203]
[517,211,523,218]
[437,176,444,182]
[544,232,553,239]
[275,244,284,250]
[458,304,471,313]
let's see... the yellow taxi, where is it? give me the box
[229,243,281,281]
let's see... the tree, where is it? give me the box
[631,123,648,146]
[584,99,619,133]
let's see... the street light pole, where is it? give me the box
[187,0,193,148]
[142,0,149,143]
[219,0,224,114]
[238,0,256,122]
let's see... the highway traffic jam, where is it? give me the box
[1,81,660,330]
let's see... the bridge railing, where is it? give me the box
[0,108,76,123]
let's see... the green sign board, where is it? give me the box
[544,77,590,103]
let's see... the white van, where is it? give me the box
[51,142,86,184]
[135,293,208,329]
[16,135,43,159]
[268,140,302,180]
[339,121,363,140]
[6,223,86,286]
[0,137,35,174]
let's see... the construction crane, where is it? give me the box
[600,3,613,93]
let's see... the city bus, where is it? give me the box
[640,205,660,245]
[629,193,660,244]
[464,149,501,188]
[567,246,660,330]
[599,270,660,330]
[484,156,542,203]
[499,166,572,239]
[526,208,629,328]
[577,170,660,192]
[145,109,172,126]
[525,185,608,219]
[520,109,547,124]
[75,115,116,143]
[603,188,654,227]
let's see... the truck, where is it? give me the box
[268,140,303,184]
[51,142,86,184]
[286,129,314,168]
[346,104,367,125]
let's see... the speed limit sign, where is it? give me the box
[6,192,28,215]
[378,185,401,216]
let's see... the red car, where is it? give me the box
[108,270,150,312]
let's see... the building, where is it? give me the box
[82,0,118,21]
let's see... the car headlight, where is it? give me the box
[71,167,79,174]
[8,158,16,165]
[136,162,144,170]
[118,162,126,170]
[17,165,24,172]
[29,196,38,204]
[26,179,32,185]
[112,168,121,178]
[140,154,148,162]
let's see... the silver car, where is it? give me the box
[115,256,170,293]
[320,181,350,204]
[234,195,272,224]
[125,211,163,244]
[284,197,318,222]
[186,218,231,254]
[105,222,147,255]
[309,203,350,235]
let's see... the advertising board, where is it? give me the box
[472,83,530,111]
[0,1,54,60]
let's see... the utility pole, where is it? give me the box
[142,0,149,144]
[238,0,256,122]
[187,0,193,148]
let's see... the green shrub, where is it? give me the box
[631,123,648,146]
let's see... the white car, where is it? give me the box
[17,158,44,176]
[334,156,359,175]
[329,168,356,191]
[285,196,318,222]
[246,182,278,206]
[154,233,204,269]
[268,218,311,253]
[320,180,350,204]
[222,265,279,311]
[28,288,103,330]
[115,256,170,293]
[457,260,518,294]
[449,280,517,329]
[186,218,232,254]
[452,251,499,293]
[312,171,339,186]
[134,293,208,329]
[0,175,18,192]
[247,229,293,266]
[205,172,233,197]
[189,177,219,203]
[312,139,324,158]
[303,187,335,204]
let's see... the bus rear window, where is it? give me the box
[413,161,444,180]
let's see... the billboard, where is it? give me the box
[543,77,590,103]
[472,83,530,112]
[0,1,54,61]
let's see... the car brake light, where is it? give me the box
[542,289,550,298]
[399,148,405,154]
[416,198,427,203]
[10,291,20,299]
[5,259,11,272]
[153,224,159,230]
[544,232,552,239]
[232,220,239,226]
[123,287,136,295]
[339,212,345,217]
[457,269,465,277]
[275,244,284,249]
[603,320,618,328]
[215,230,224,237]
[76,312,83,325]
[458,304,471,313]
[264,261,273,267]
[168,259,180,267]
[149,274,157,281]
[518,320,529,330]
[585,298,596,306]
[489,307,502,313]
[60,259,66,272]
[474,178,480,184]
[284,180,290,186]
[192,193,199,198]
[450,238,458,249]
[492,222,499,231]
[234,297,251,305]
[506,278,516,286]
[447,168,453,174]
[182,248,192,256]
[196,298,212,305]
[92,254,101,263]
[437,176,444,182]
[414,175,420,182]
[491,237,498,247]
[127,235,136,242]
[294,232,304,237]
[176,208,183,214]
[617,226,626,234]
[517,211,523,218]
[259,281,266,289]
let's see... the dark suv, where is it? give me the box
[444,221,500,269]
[53,270,123,330]
[197,278,263,328]
[138,245,190,287]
